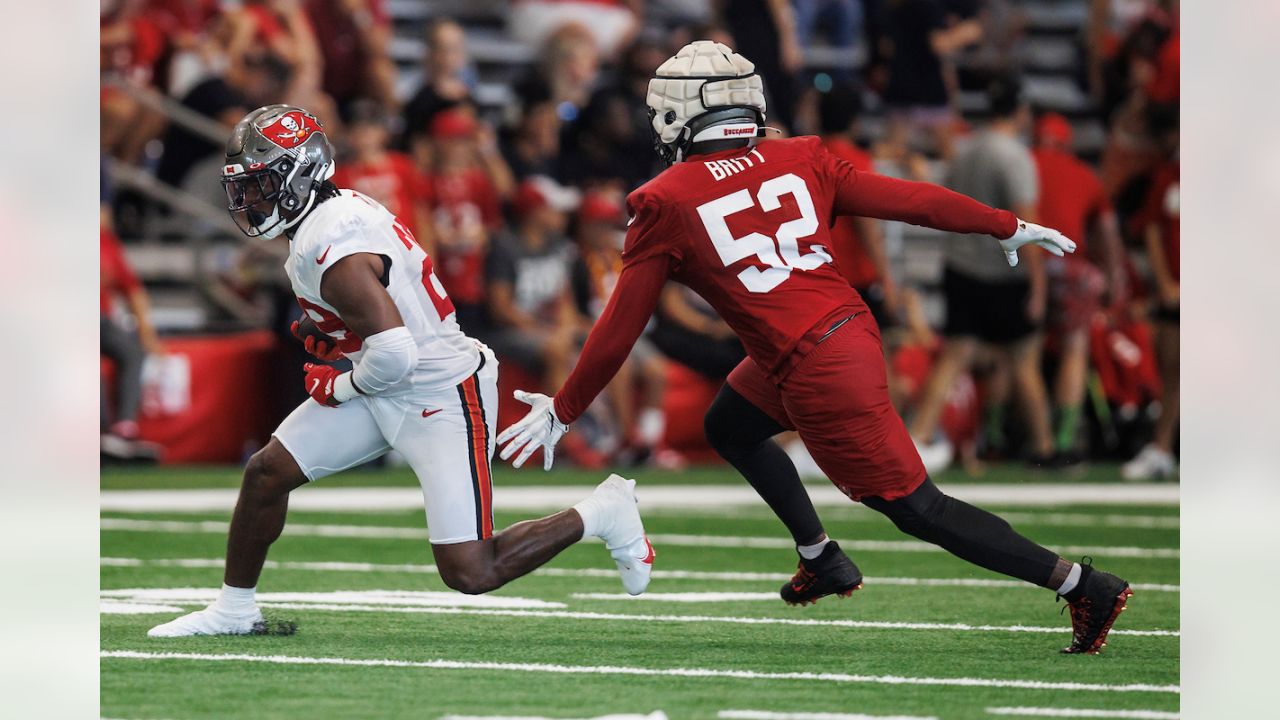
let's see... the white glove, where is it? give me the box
[497,390,569,470]
[998,219,1077,267]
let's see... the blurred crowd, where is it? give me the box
[100,0,1179,479]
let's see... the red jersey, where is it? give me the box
[1032,147,1111,259]
[428,168,501,304]
[101,227,142,315]
[553,136,1016,423]
[333,152,430,237]
[1142,161,1180,282]
[822,137,880,287]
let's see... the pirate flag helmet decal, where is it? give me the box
[221,105,335,239]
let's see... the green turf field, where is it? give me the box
[101,465,1179,720]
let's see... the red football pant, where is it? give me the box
[727,312,926,502]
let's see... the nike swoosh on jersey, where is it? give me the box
[316,245,332,264]
[421,408,443,418]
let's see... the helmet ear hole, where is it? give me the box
[664,111,676,124]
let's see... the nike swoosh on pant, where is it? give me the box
[422,408,443,418]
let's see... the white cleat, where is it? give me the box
[1121,444,1177,481]
[913,436,954,475]
[592,474,654,595]
[147,604,264,638]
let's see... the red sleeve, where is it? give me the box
[553,255,670,423]
[101,229,142,295]
[820,145,1018,238]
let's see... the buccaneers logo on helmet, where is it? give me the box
[260,111,322,149]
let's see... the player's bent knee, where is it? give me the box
[242,442,306,501]
[437,564,500,595]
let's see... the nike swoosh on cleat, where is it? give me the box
[640,538,655,565]
[421,408,442,418]
[316,245,332,264]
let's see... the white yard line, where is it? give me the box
[100,520,1179,559]
[720,711,936,720]
[99,483,1179,513]
[98,557,1181,593]
[99,650,1180,694]
[101,589,1179,637]
[985,708,1178,719]
[102,587,563,609]
[441,714,666,720]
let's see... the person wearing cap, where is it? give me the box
[1032,112,1126,462]
[570,190,676,467]
[426,107,505,332]
[907,75,1056,472]
[482,177,581,395]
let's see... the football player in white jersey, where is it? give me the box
[149,105,654,638]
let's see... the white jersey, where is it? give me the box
[285,189,480,395]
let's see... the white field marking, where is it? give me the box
[98,557,1182,593]
[440,714,668,720]
[985,708,1178,719]
[98,557,1182,594]
[101,588,564,609]
[100,600,185,615]
[101,589,1179,638]
[99,482,1179,513]
[100,520,1179,559]
[720,711,936,720]
[100,650,1180,694]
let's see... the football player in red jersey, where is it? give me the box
[499,42,1133,654]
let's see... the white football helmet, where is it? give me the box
[646,40,768,166]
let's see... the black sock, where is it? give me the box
[863,477,1061,587]
[705,385,825,545]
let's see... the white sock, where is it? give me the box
[573,496,606,540]
[215,583,257,613]
[797,536,830,560]
[1055,563,1083,596]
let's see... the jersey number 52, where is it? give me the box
[696,173,832,293]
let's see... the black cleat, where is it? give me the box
[1060,562,1133,655]
[780,541,864,606]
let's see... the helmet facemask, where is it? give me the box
[223,163,288,239]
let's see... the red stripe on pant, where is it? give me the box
[460,375,493,538]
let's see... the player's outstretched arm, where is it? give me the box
[302,253,417,407]
[497,255,669,470]
[825,152,1076,262]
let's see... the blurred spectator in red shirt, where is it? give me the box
[570,190,673,465]
[101,206,163,443]
[818,84,900,327]
[1123,103,1178,480]
[303,0,397,114]
[403,19,476,160]
[426,109,505,332]
[1032,113,1126,460]
[333,100,435,250]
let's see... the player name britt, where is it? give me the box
[704,147,767,181]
